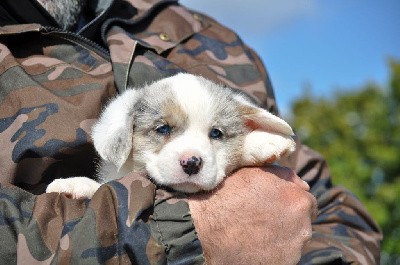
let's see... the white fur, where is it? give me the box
[144,131,225,193]
[46,177,101,199]
[92,89,138,172]
[241,130,296,165]
[46,73,296,198]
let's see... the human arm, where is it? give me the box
[187,143,382,265]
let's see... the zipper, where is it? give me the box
[41,26,110,60]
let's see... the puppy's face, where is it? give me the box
[131,78,248,192]
[92,74,296,193]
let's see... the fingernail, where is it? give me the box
[302,180,310,191]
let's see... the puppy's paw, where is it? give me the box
[242,130,296,165]
[46,177,101,199]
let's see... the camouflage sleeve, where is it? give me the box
[0,173,205,264]
[294,145,382,264]
[236,36,384,261]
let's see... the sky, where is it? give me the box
[180,0,400,115]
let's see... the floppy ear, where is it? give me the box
[91,89,139,171]
[234,95,296,165]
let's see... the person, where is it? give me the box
[0,0,382,264]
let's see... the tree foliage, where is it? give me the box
[289,59,400,261]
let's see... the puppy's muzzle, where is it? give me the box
[180,155,203,176]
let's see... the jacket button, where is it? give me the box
[159,33,170,41]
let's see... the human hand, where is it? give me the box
[188,166,317,265]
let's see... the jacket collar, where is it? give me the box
[0,0,117,28]
[0,0,58,27]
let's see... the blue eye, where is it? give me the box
[156,124,171,135]
[209,128,223,139]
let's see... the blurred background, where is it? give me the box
[181,0,400,263]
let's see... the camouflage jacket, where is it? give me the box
[0,0,382,264]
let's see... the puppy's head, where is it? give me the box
[92,73,295,193]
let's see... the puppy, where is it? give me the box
[46,73,296,198]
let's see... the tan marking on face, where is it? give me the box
[149,98,189,154]
[160,98,188,129]
[130,97,189,169]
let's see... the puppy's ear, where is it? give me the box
[234,94,296,165]
[241,106,294,136]
[91,90,139,171]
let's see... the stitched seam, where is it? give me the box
[153,207,171,264]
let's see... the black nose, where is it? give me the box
[180,156,203,176]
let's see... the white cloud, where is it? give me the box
[180,0,317,36]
